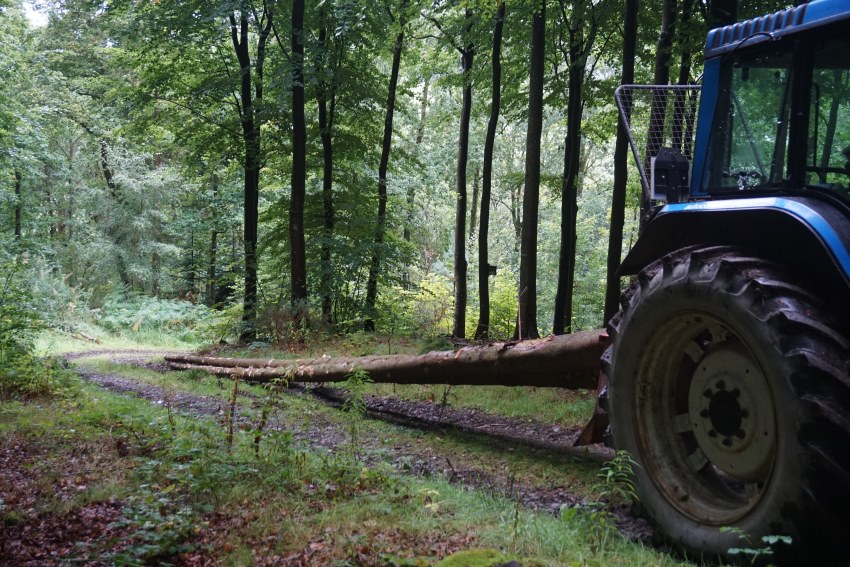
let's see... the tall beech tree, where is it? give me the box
[316,7,339,322]
[553,0,598,336]
[475,0,504,340]
[231,5,272,340]
[364,7,405,332]
[516,0,545,340]
[289,0,308,315]
[452,8,475,339]
[640,0,676,232]
[603,0,638,324]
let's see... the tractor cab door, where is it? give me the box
[806,37,850,196]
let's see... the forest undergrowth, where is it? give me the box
[0,326,701,566]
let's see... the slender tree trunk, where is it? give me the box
[364,27,404,331]
[452,10,475,339]
[475,1,504,340]
[403,76,429,290]
[671,0,694,152]
[553,4,587,335]
[290,0,308,314]
[100,139,118,198]
[603,0,638,324]
[405,79,430,242]
[709,0,737,27]
[469,166,480,244]
[819,71,843,172]
[516,0,545,340]
[641,0,676,231]
[208,173,219,306]
[14,169,21,239]
[231,9,271,342]
[318,20,337,323]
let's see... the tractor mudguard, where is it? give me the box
[619,195,850,300]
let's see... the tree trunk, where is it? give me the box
[709,0,737,28]
[553,3,587,336]
[100,139,118,198]
[14,168,21,239]
[641,0,676,231]
[318,19,337,323]
[404,77,429,244]
[232,9,271,342]
[452,9,475,340]
[166,328,607,389]
[516,0,545,340]
[364,27,404,331]
[671,0,694,152]
[207,173,219,307]
[603,0,638,324]
[290,0,308,314]
[402,76,429,290]
[469,166,480,244]
[819,71,843,172]
[475,1,505,341]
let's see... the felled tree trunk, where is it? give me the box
[165,329,607,390]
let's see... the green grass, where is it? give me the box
[1,359,699,565]
[367,383,596,427]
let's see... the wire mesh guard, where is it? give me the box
[615,85,701,198]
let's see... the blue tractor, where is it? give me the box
[608,0,850,560]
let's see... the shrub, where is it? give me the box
[0,255,71,398]
[95,290,214,343]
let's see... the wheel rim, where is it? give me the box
[633,312,777,525]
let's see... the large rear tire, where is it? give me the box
[604,246,850,563]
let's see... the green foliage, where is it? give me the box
[720,527,792,566]
[341,368,373,459]
[0,254,74,399]
[95,291,212,343]
[592,450,638,506]
[374,274,454,336]
[560,450,639,555]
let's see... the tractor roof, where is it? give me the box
[704,0,850,59]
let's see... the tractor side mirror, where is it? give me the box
[650,147,690,204]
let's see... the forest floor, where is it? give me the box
[0,341,696,566]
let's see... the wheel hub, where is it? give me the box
[688,343,776,482]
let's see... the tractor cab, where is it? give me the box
[695,1,850,202]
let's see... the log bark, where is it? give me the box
[165,329,607,389]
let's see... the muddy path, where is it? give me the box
[66,349,653,543]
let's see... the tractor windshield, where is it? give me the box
[704,34,850,200]
[703,50,793,192]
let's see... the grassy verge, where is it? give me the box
[1,357,697,566]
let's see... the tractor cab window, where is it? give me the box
[704,50,793,192]
[807,37,850,196]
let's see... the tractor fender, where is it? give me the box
[620,196,850,302]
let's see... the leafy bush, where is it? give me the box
[95,290,214,343]
[374,274,454,336]
[0,255,72,398]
